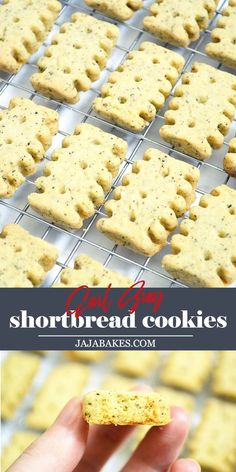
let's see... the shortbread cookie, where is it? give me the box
[2,431,39,472]
[85,0,142,21]
[113,351,159,377]
[160,62,236,160]
[31,12,118,103]
[162,185,236,287]
[160,351,213,393]
[83,390,171,425]
[157,386,195,413]
[143,0,218,48]
[205,0,236,69]
[0,97,58,198]
[53,254,133,287]
[224,137,236,177]
[28,124,127,229]
[2,352,40,420]
[27,363,89,430]
[188,399,236,472]
[93,42,184,132]
[65,350,106,363]
[0,224,58,287]
[97,149,199,256]
[211,351,236,401]
[102,374,135,391]
[0,0,61,73]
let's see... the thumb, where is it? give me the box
[8,398,88,472]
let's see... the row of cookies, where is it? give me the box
[1,1,235,74]
[2,350,236,471]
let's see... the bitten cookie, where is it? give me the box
[1,352,40,420]
[205,0,236,69]
[0,97,58,198]
[0,0,61,73]
[53,254,133,287]
[31,12,118,103]
[83,390,171,425]
[27,363,89,430]
[211,351,236,401]
[2,431,39,472]
[162,185,236,287]
[93,42,184,132]
[97,149,199,256]
[0,224,58,287]
[28,124,127,229]
[143,0,218,47]
[224,137,236,177]
[160,351,213,393]
[188,399,236,472]
[160,62,236,160]
[113,351,159,378]
[85,0,142,21]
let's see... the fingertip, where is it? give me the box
[54,397,83,428]
[170,406,190,432]
[132,384,153,392]
[171,458,201,472]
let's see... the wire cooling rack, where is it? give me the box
[0,0,236,288]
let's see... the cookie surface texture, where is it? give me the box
[85,0,142,21]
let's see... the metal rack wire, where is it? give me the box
[0,0,235,288]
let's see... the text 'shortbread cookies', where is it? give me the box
[85,0,142,21]
[28,124,127,229]
[97,149,199,256]
[0,0,61,73]
[143,0,218,47]
[160,351,213,393]
[211,351,236,401]
[27,363,89,430]
[160,62,236,160]
[205,0,236,69]
[113,351,159,377]
[0,97,58,198]
[188,399,236,472]
[1,352,40,420]
[1,431,39,472]
[224,137,236,177]
[65,350,107,363]
[83,390,171,425]
[93,42,184,132]
[162,185,236,287]
[0,224,58,287]
[53,254,133,288]
[31,12,118,103]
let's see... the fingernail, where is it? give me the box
[185,459,201,471]
[55,397,81,427]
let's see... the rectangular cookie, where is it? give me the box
[160,351,213,393]
[28,124,127,229]
[83,390,171,425]
[0,0,61,73]
[85,0,142,21]
[27,363,89,430]
[93,42,185,132]
[53,254,133,287]
[97,149,199,256]
[224,137,236,177]
[188,399,236,472]
[65,350,107,363]
[205,0,236,69]
[102,374,135,391]
[160,62,236,160]
[211,351,236,401]
[2,431,39,472]
[0,96,58,198]
[1,352,40,420]
[113,351,159,378]
[31,12,119,103]
[156,386,195,414]
[162,185,236,287]
[0,224,58,287]
[143,0,218,47]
